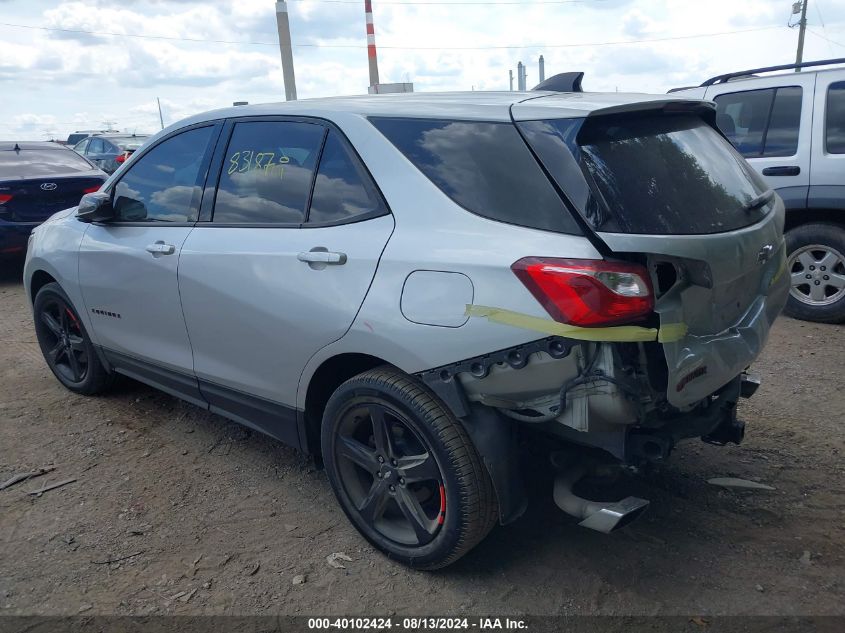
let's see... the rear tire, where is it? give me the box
[783,223,845,324]
[33,282,113,395]
[321,366,497,570]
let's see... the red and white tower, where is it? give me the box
[364,0,380,88]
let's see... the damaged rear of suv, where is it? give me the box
[339,93,789,566]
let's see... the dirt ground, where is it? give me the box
[0,258,843,618]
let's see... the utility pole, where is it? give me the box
[364,0,380,88]
[275,0,297,100]
[795,0,809,69]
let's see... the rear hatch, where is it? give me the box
[514,97,789,408]
[0,148,105,223]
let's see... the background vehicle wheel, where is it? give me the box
[321,366,498,570]
[33,282,113,395]
[783,223,845,324]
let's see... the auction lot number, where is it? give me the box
[308,617,527,630]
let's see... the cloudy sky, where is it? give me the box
[1,0,844,140]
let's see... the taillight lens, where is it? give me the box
[82,186,100,194]
[0,194,12,204]
[512,257,654,327]
[115,152,128,164]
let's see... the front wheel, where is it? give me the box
[33,282,113,395]
[321,367,497,570]
[784,223,845,324]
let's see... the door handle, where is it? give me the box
[762,166,800,177]
[297,249,347,265]
[145,241,176,256]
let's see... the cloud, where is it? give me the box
[0,0,842,140]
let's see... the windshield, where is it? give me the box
[0,148,94,179]
[519,113,771,235]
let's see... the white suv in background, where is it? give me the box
[673,58,845,323]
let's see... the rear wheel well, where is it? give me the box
[303,353,393,455]
[29,270,58,303]
[784,209,845,233]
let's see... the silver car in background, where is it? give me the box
[24,89,789,569]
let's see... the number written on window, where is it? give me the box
[213,121,324,224]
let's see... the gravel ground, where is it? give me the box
[0,259,843,617]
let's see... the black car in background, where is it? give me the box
[73,134,149,174]
[0,142,106,257]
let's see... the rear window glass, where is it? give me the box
[111,138,147,151]
[0,148,93,179]
[308,130,386,224]
[827,81,845,154]
[520,114,770,235]
[370,117,581,235]
[713,87,802,157]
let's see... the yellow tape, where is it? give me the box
[657,322,688,343]
[465,304,688,344]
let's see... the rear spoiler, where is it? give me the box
[586,99,715,120]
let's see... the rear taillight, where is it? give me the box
[82,186,101,194]
[0,194,12,204]
[115,152,128,164]
[512,257,654,327]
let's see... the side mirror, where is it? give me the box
[77,191,115,223]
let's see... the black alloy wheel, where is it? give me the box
[38,297,88,384]
[322,367,498,569]
[33,282,113,395]
[334,401,445,546]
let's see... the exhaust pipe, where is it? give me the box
[553,465,649,534]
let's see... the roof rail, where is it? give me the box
[701,57,845,86]
[532,72,584,93]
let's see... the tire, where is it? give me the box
[33,282,113,395]
[321,366,498,570]
[783,223,845,324]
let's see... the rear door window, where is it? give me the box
[713,87,802,157]
[112,125,214,223]
[0,148,94,179]
[88,138,106,155]
[212,120,324,224]
[826,81,845,154]
[370,117,581,235]
[307,130,386,224]
[519,114,770,235]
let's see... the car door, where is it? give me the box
[809,72,845,205]
[177,118,394,443]
[705,74,815,209]
[84,138,108,169]
[78,123,221,404]
[73,138,90,157]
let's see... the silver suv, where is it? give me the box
[672,58,845,323]
[24,89,788,569]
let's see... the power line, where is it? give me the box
[807,27,845,49]
[0,21,786,50]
